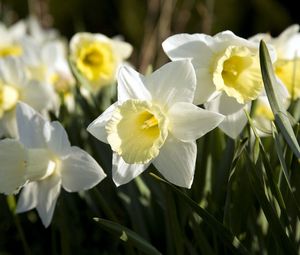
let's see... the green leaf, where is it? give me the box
[93,218,162,255]
[150,173,251,255]
[259,40,300,159]
[243,152,298,255]
[272,125,292,190]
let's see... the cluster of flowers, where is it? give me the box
[0,17,299,227]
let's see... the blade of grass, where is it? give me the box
[223,138,248,228]
[245,110,300,220]
[93,218,162,255]
[259,40,300,159]
[272,124,292,190]
[6,195,31,255]
[150,173,251,255]
[243,152,298,255]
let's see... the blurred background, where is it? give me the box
[1,0,300,73]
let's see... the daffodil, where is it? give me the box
[250,25,300,100]
[0,57,58,137]
[21,36,75,112]
[0,102,106,227]
[162,31,276,138]
[87,60,224,188]
[0,20,26,58]
[70,32,132,92]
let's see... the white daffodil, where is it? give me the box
[70,32,133,92]
[21,36,75,112]
[0,102,106,227]
[87,60,224,188]
[250,25,300,100]
[0,20,26,58]
[0,57,58,137]
[162,31,276,138]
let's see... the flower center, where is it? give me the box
[25,149,61,181]
[0,45,23,57]
[0,84,19,118]
[106,99,168,164]
[212,46,262,104]
[275,58,300,100]
[76,41,116,84]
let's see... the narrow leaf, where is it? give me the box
[243,152,298,255]
[150,173,251,255]
[94,218,162,255]
[259,40,300,159]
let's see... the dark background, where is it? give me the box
[1,0,299,72]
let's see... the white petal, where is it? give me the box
[112,153,150,186]
[213,31,256,49]
[205,94,250,139]
[25,148,53,181]
[16,182,39,213]
[41,41,60,67]
[9,20,26,39]
[275,24,300,59]
[280,34,300,59]
[44,121,71,157]
[16,102,46,149]
[0,139,26,194]
[194,68,218,105]
[205,93,244,115]
[36,173,61,228]
[60,147,106,192]
[153,135,196,188]
[87,103,117,143]
[117,66,151,103]
[162,33,214,63]
[0,57,27,86]
[22,80,58,113]
[218,105,250,139]
[145,60,196,108]
[168,102,224,142]
[112,40,133,59]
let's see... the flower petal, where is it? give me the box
[218,105,250,139]
[87,103,117,143]
[112,39,133,59]
[0,139,26,194]
[25,148,55,181]
[117,66,151,103]
[194,68,218,105]
[60,147,106,192]
[0,57,27,87]
[112,153,150,187]
[205,93,244,115]
[44,121,71,157]
[36,173,61,228]
[219,111,247,139]
[22,80,58,113]
[16,102,46,149]
[145,60,196,108]
[168,102,224,142]
[162,33,214,62]
[152,135,196,188]
[205,94,250,139]
[16,182,39,213]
